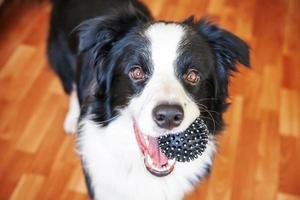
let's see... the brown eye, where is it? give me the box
[184,69,200,85]
[129,66,145,81]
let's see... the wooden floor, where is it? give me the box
[0,0,299,199]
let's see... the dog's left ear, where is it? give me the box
[185,17,250,96]
[195,18,250,70]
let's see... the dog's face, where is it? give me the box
[73,12,249,176]
[129,23,206,137]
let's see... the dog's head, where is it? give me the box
[72,8,250,176]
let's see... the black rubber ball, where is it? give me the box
[157,117,209,162]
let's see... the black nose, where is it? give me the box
[152,104,184,130]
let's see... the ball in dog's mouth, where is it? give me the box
[133,117,209,177]
[157,117,209,162]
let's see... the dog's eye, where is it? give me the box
[184,69,200,85]
[129,66,145,81]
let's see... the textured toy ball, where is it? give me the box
[157,117,209,162]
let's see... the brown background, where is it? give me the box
[0,0,299,199]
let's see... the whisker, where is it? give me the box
[197,104,218,133]
[197,103,221,116]
[95,115,120,125]
[197,103,208,109]
[201,108,221,116]
[202,110,216,133]
[197,98,218,102]
[199,115,222,128]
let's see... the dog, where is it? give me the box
[47,0,250,199]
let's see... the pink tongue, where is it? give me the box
[148,137,168,167]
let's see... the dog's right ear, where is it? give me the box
[69,5,151,55]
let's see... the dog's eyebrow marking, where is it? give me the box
[145,23,185,75]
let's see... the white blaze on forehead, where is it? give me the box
[130,22,199,137]
[145,23,185,74]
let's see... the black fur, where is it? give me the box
[194,18,250,133]
[47,0,151,94]
[174,17,250,134]
[71,4,152,125]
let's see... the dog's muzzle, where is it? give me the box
[134,116,209,177]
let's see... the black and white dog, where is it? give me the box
[47,0,250,199]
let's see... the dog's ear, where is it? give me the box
[195,18,250,72]
[69,5,150,55]
[192,18,250,96]
[69,4,151,93]
[182,15,195,26]
[69,5,151,120]
[196,18,250,71]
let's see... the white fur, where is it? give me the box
[64,89,80,134]
[77,23,216,200]
[130,23,200,137]
[78,112,216,200]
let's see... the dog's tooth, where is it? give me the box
[147,155,153,165]
[168,159,176,166]
[143,136,149,146]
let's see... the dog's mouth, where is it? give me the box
[133,119,176,177]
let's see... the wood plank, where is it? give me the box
[9,174,44,200]
[279,136,300,196]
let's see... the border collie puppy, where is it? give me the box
[47,0,250,199]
